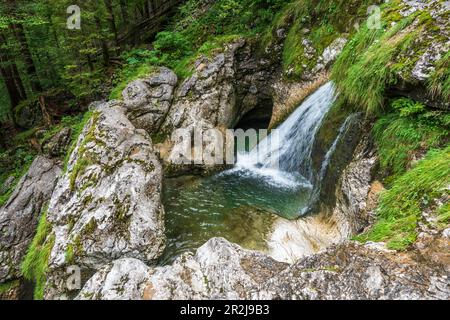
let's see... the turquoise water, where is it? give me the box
[159,170,312,265]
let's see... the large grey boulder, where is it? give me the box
[42,104,165,299]
[75,258,151,300]
[76,238,288,300]
[122,67,178,134]
[74,232,450,300]
[0,156,61,283]
[161,49,239,133]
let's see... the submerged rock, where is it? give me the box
[42,104,165,299]
[0,156,61,284]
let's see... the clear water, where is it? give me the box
[160,172,312,265]
[159,82,337,265]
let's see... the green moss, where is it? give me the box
[69,157,94,191]
[63,111,95,172]
[21,210,55,300]
[68,112,101,190]
[65,243,75,265]
[355,146,450,250]
[83,218,98,235]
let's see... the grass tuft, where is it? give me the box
[355,146,450,250]
[21,210,55,300]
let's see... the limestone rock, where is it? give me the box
[42,127,72,158]
[0,156,61,283]
[256,240,450,300]
[76,235,450,300]
[77,238,288,300]
[142,238,287,300]
[122,67,177,134]
[314,37,347,72]
[75,258,151,300]
[42,104,165,299]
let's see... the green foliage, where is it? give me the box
[21,209,55,300]
[0,280,19,295]
[332,0,449,114]
[355,146,450,250]
[0,143,36,207]
[0,110,92,206]
[175,0,286,44]
[373,98,449,179]
[154,31,193,62]
[261,0,378,79]
[429,51,450,102]
[332,11,418,114]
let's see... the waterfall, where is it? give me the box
[230,82,337,189]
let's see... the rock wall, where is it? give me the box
[0,156,61,285]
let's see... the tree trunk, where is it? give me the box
[103,0,119,47]
[119,0,129,25]
[11,63,27,100]
[143,2,150,19]
[12,23,42,92]
[94,16,110,66]
[0,33,26,119]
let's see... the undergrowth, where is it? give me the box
[110,0,288,96]
[373,98,449,181]
[332,0,450,114]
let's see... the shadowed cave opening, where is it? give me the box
[234,95,274,131]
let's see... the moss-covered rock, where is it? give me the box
[38,103,165,299]
[332,0,450,114]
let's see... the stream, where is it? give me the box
[160,82,337,265]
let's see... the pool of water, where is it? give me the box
[159,169,312,265]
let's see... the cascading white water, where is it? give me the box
[231,82,337,189]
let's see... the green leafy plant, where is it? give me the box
[355,146,450,250]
